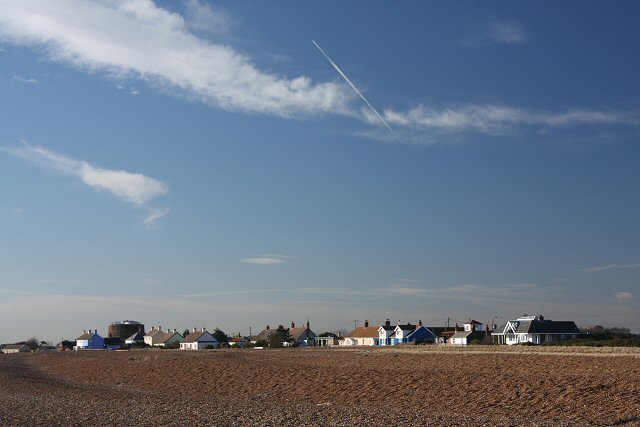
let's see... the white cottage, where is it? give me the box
[180,328,219,350]
[492,315,580,345]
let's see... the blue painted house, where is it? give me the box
[75,329,105,350]
[396,321,437,344]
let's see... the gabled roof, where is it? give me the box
[3,344,30,350]
[406,326,436,340]
[289,327,316,341]
[451,331,474,339]
[493,318,580,335]
[125,331,145,342]
[76,331,99,340]
[157,331,183,344]
[144,328,164,338]
[395,323,416,332]
[184,330,218,343]
[254,327,277,342]
[348,326,380,338]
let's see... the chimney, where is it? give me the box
[193,327,197,333]
[306,319,310,330]
[159,325,162,331]
[266,325,270,330]
[82,329,86,334]
[385,319,391,327]
[364,320,369,328]
[418,320,423,327]
[201,327,205,332]
[455,323,459,332]
[291,321,295,328]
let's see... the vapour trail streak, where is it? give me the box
[312,40,393,132]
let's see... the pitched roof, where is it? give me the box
[157,331,183,344]
[3,344,30,350]
[494,319,580,335]
[395,323,416,332]
[76,331,98,340]
[125,331,145,342]
[451,331,474,339]
[145,328,164,337]
[254,328,277,342]
[184,330,218,343]
[348,326,380,338]
[289,327,316,340]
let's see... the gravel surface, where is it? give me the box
[1,347,639,426]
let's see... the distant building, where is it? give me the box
[450,320,488,345]
[341,320,380,346]
[180,328,219,350]
[75,329,104,350]
[144,326,166,346]
[287,321,317,347]
[2,344,31,353]
[492,315,580,345]
[108,320,145,344]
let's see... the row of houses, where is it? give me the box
[1,314,581,353]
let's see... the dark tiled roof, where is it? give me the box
[495,319,580,335]
[396,324,416,332]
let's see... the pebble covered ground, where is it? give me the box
[1,346,639,426]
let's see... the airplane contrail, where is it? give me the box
[312,40,393,133]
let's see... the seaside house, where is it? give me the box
[341,320,380,346]
[156,329,184,348]
[450,320,487,345]
[75,329,105,350]
[252,325,277,345]
[287,321,317,347]
[2,344,31,353]
[144,326,166,346]
[378,319,396,346]
[401,321,438,344]
[492,315,580,345]
[180,328,219,350]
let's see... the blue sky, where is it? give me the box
[1,1,639,343]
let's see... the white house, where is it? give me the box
[180,328,219,350]
[492,315,580,345]
[378,319,397,346]
[143,326,165,346]
[2,344,31,353]
[341,320,380,346]
[450,320,487,345]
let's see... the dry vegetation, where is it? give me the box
[1,346,639,426]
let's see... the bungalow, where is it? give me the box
[252,325,276,345]
[156,329,184,348]
[180,328,219,350]
[341,320,380,346]
[143,326,166,346]
[450,320,488,345]
[75,329,104,350]
[2,344,31,353]
[492,315,580,345]
[288,321,317,347]
[315,333,343,347]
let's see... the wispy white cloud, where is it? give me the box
[13,74,39,84]
[3,141,168,205]
[143,206,170,226]
[579,263,640,273]
[359,104,640,144]
[182,0,232,35]
[459,20,526,48]
[241,254,296,265]
[0,0,353,118]
[614,291,634,300]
